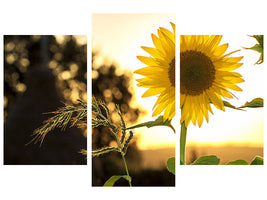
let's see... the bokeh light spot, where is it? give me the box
[16,83,27,93]
[5,42,15,51]
[6,53,17,64]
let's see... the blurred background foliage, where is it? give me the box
[4,35,87,164]
[4,35,87,119]
[92,50,175,186]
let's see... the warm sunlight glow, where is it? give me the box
[92,14,263,149]
[92,14,176,149]
[187,35,264,148]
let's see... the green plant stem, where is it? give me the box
[180,122,187,165]
[93,102,132,186]
[114,133,132,186]
[121,152,132,186]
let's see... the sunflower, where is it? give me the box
[180,35,244,127]
[135,22,175,121]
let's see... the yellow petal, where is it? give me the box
[151,34,164,52]
[214,43,228,57]
[159,27,175,43]
[135,66,164,75]
[142,88,165,97]
[141,46,164,59]
[170,22,175,35]
[207,88,225,111]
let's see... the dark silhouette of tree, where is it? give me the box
[92,53,145,149]
[4,35,87,119]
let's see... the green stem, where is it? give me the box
[94,102,132,186]
[121,152,132,186]
[114,133,132,186]
[180,122,187,165]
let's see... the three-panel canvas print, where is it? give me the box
[3,14,264,187]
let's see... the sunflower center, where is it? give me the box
[168,58,175,87]
[180,50,215,96]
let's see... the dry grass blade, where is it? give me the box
[28,101,87,146]
[79,149,87,156]
[92,147,120,157]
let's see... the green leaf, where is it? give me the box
[126,115,175,133]
[227,159,248,165]
[167,157,175,175]
[244,35,263,64]
[250,156,264,165]
[103,175,131,186]
[223,101,245,111]
[223,98,263,111]
[192,155,220,165]
[239,98,264,108]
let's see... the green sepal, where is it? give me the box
[103,175,131,187]
[126,115,175,133]
[192,155,220,165]
[166,157,175,175]
[250,156,264,165]
[227,159,248,165]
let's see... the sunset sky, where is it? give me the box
[92,14,263,149]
